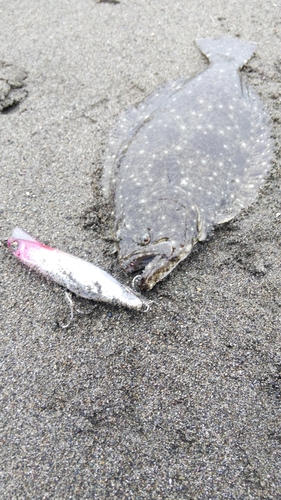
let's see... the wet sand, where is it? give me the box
[0,1,280,498]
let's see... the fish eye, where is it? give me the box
[142,236,150,245]
[133,230,151,246]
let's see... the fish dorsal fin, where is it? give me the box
[196,37,256,68]
[102,78,187,198]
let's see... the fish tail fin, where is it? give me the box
[196,37,256,68]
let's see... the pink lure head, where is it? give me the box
[7,227,43,265]
[7,237,36,263]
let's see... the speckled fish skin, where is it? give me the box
[103,37,272,291]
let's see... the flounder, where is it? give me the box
[102,37,272,290]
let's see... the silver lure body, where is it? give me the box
[8,228,144,310]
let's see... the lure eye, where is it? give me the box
[10,241,19,251]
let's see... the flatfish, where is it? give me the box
[102,37,272,290]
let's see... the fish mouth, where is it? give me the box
[125,254,156,272]
[120,241,193,291]
[120,240,173,274]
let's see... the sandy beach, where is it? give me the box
[1,0,280,498]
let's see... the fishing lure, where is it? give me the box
[7,227,146,311]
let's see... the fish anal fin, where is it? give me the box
[214,87,272,225]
